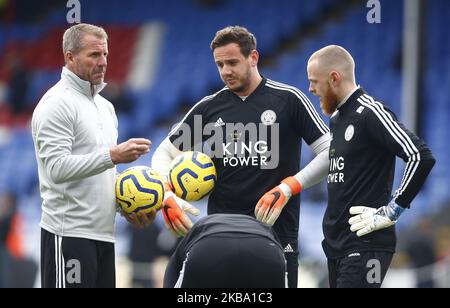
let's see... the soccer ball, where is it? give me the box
[115,166,165,214]
[168,151,217,201]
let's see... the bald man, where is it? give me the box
[307,45,435,288]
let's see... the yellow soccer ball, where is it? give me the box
[168,151,217,201]
[115,166,164,214]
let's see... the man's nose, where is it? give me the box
[221,64,232,75]
[99,55,107,67]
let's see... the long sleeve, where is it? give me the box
[363,95,436,207]
[32,96,114,185]
[294,133,330,189]
[32,67,118,243]
[151,137,183,182]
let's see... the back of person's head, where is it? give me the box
[62,23,108,57]
[210,26,257,58]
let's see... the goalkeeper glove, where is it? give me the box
[162,185,200,237]
[255,176,302,226]
[349,200,405,237]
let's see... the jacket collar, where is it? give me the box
[337,87,365,112]
[61,67,107,98]
[337,86,360,110]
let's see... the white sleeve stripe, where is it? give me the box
[396,154,418,197]
[397,158,413,193]
[394,160,420,200]
[265,80,329,135]
[398,160,418,196]
[298,89,330,132]
[362,94,419,155]
[266,82,327,135]
[266,79,329,134]
[357,95,421,199]
[359,95,416,157]
[168,87,228,137]
[357,96,418,159]
[174,252,190,288]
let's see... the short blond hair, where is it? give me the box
[62,23,108,56]
[309,45,356,83]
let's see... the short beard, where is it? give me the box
[229,82,247,94]
[320,92,339,116]
[228,67,252,95]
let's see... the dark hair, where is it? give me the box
[210,26,257,58]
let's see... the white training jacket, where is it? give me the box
[32,67,118,243]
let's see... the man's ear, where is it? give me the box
[329,71,341,87]
[65,51,75,66]
[249,49,259,67]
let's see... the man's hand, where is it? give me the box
[117,204,158,228]
[255,176,302,226]
[349,201,405,237]
[162,190,200,237]
[110,138,151,164]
